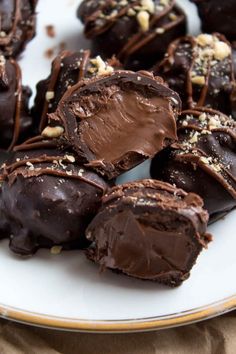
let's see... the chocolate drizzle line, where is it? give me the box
[13,135,58,151]
[4,139,107,192]
[8,59,23,151]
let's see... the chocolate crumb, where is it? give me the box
[45,25,56,38]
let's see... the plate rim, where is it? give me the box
[0,296,235,333]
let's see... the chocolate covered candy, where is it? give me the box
[0,54,32,150]
[0,0,37,58]
[0,139,109,255]
[154,34,236,118]
[151,108,236,221]
[49,70,181,179]
[192,1,236,42]
[32,50,120,132]
[77,0,186,70]
[86,180,210,287]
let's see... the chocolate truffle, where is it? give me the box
[154,33,236,118]
[49,70,181,179]
[86,179,210,287]
[0,0,38,58]
[77,0,186,70]
[0,138,109,256]
[151,108,236,221]
[0,54,32,150]
[192,1,236,42]
[32,50,120,132]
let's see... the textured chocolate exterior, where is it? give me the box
[192,1,236,42]
[0,54,32,150]
[78,0,186,70]
[32,50,120,132]
[86,179,210,287]
[49,70,181,179]
[0,139,109,255]
[154,34,236,118]
[151,108,236,221]
[0,0,37,58]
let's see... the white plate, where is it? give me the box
[0,0,236,333]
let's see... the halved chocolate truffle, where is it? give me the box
[0,54,32,150]
[154,34,236,118]
[86,179,210,287]
[32,50,120,132]
[151,108,236,221]
[77,0,186,69]
[49,70,181,179]
[0,138,109,256]
[0,0,38,58]
[192,1,236,42]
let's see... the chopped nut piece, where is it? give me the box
[42,126,64,138]
[208,116,221,129]
[196,34,214,47]
[191,76,206,86]
[155,27,165,34]
[189,132,199,144]
[213,41,231,61]
[66,170,73,176]
[90,56,114,76]
[0,55,6,66]
[160,0,170,6]
[199,113,207,122]
[65,155,75,163]
[119,0,128,5]
[200,156,211,165]
[50,246,63,255]
[141,0,155,14]
[169,12,177,21]
[45,91,55,102]
[137,10,150,32]
[127,8,136,16]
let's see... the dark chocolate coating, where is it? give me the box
[0,54,32,150]
[154,33,236,118]
[0,139,109,255]
[86,179,210,287]
[49,70,181,179]
[78,0,186,70]
[151,107,236,221]
[192,0,236,42]
[0,0,37,58]
[32,50,120,132]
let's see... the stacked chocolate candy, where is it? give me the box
[1,1,236,288]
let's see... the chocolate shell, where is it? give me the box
[32,50,120,132]
[151,108,236,222]
[191,1,236,42]
[77,0,186,70]
[0,138,109,256]
[154,33,236,118]
[0,0,37,58]
[49,70,181,179]
[0,54,32,150]
[86,179,210,287]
